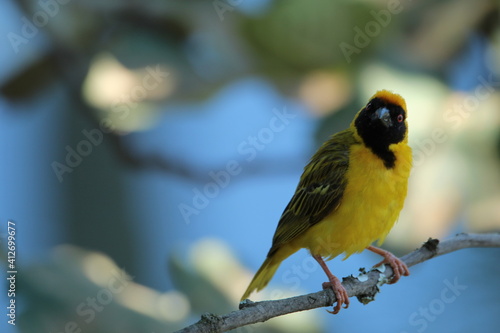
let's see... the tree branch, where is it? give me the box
[174,232,500,333]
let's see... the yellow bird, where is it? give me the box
[241,90,412,314]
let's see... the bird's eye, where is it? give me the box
[397,114,404,122]
[366,102,373,111]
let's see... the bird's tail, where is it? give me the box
[241,256,281,301]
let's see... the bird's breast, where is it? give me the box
[299,142,412,259]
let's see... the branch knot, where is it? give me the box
[422,238,439,257]
[200,313,223,332]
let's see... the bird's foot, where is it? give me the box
[321,275,350,314]
[369,246,410,284]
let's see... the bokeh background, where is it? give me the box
[1,0,500,332]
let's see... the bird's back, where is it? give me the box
[268,129,356,258]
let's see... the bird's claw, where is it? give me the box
[374,252,410,284]
[322,279,350,314]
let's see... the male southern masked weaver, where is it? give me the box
[241,90,412,314]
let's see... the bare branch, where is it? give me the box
[174,232,500,333]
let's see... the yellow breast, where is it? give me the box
[293,141,412,260]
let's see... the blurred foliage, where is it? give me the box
[242,0,374,72]
[18,246,182,333]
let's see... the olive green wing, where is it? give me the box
[268,130,357,256]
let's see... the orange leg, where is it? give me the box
[313,255,349,314]
[367,245,410,284]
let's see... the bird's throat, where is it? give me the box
[365,144,396,169]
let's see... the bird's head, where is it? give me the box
[353,90,408,149]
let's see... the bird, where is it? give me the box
[241,89,412,314]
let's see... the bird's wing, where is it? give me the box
[268,130,356,256]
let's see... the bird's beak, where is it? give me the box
[374,107,392,128]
